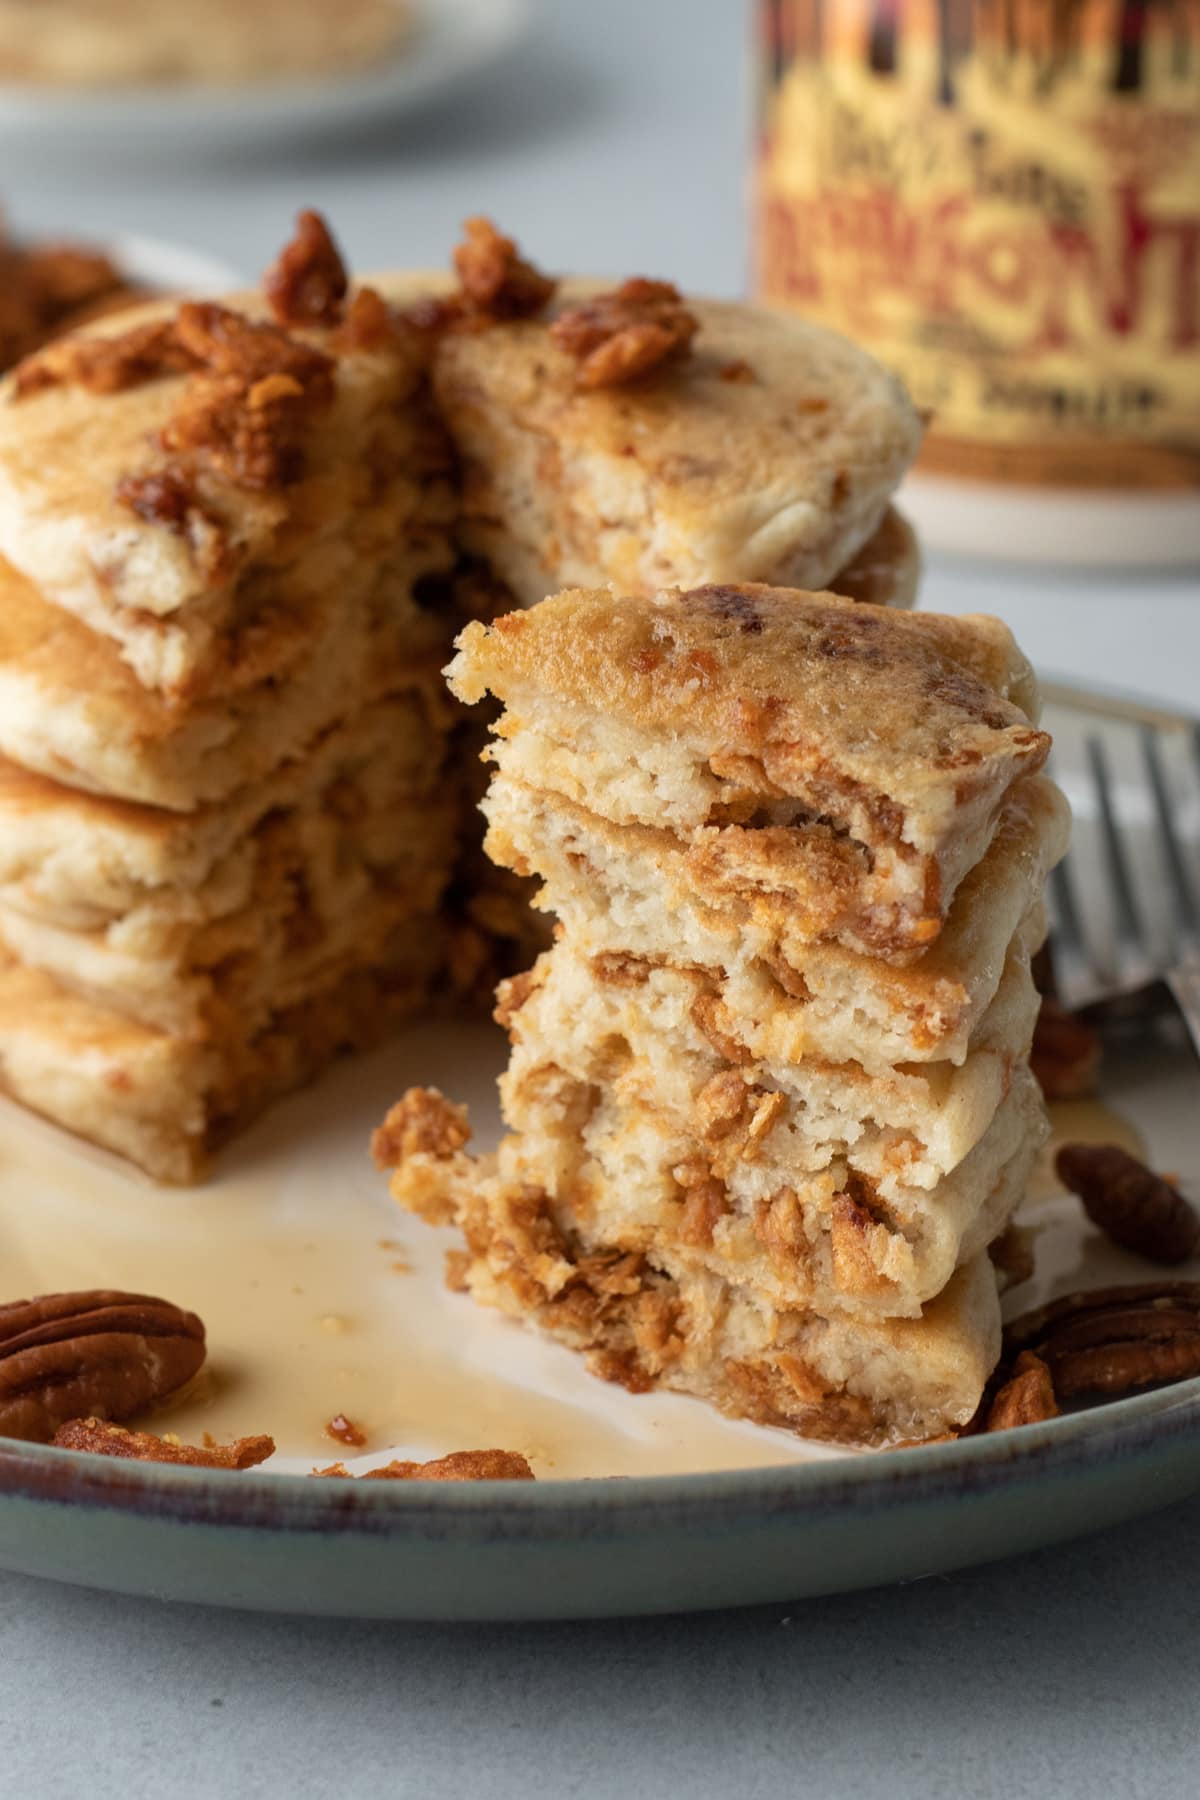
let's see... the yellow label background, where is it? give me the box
[756,0,1200,486]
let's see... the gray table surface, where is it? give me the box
[4,2,1199,1793]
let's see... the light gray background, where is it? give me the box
[4,3,1198,1794]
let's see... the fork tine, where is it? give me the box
[1141,725,1199,943]
[1048,848,1085,953]
[1086,733,1145,946]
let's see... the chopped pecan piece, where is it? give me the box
[159,301,337,489]
[550,277,699,388]
[115,468,195,530]
[371,1087,472,1168]
[114,467,227,550]
[1004,1282,1200,1400]
[52,1418,274,1469]
[263,209,348,328]
[1056,1143,1200,1265]
[989,1222,1036,1288]
[0,237,137,370]
[984,1351,1059,1431]
[452,215,556,320]
[313,1449,534,1481]
[325,1413,367,1447]
[0,1290,206,1444]
[331,285,401,353]
[1031,998,1102,1100]
[13,317,194,398]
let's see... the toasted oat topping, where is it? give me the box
[313,1448,535,1481]
[264,209,349,329]
[451,216,557,320]
[550,278,699,388]
[371,1087,472,1168]
[52,1417,275,1469]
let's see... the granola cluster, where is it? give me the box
[47,1417,534,1480]
[314,1449,534,1481]
[52,1417,276,1469]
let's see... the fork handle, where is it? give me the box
[1166,958,1200,1064]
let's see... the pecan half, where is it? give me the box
[0,1291,205,1443]
[550,277,699,388]
[53,1418,273,1469]
[1056,1143,1200,1265]
[1004,1282,1200,1400]
[1030,997,1102,1100]
[313,1449,534,1481]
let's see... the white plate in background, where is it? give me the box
[0,0,529,156]
[106,233,238,295]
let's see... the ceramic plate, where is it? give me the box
[0,692,1197,1620]
[0,0,528,156]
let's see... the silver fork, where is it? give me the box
[1042,684,1200,1060]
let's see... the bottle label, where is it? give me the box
[756,0,1200,488]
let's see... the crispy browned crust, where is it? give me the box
[451,586,1044,795]
[52,1417,275,1469]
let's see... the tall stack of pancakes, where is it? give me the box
[0,214,931,1183]
[376,587,1068,1446]
[0,219,458,1180]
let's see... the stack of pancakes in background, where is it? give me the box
[0,213,930,1183]
[0,226,458,1181]
[377,587,1068,1445]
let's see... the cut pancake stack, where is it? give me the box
[376,586,1069,1446]
[390,253,927,992]
[0,222,458,1180]
[0,212,934,1183]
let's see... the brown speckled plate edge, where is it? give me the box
[1,1376,1198,1619]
